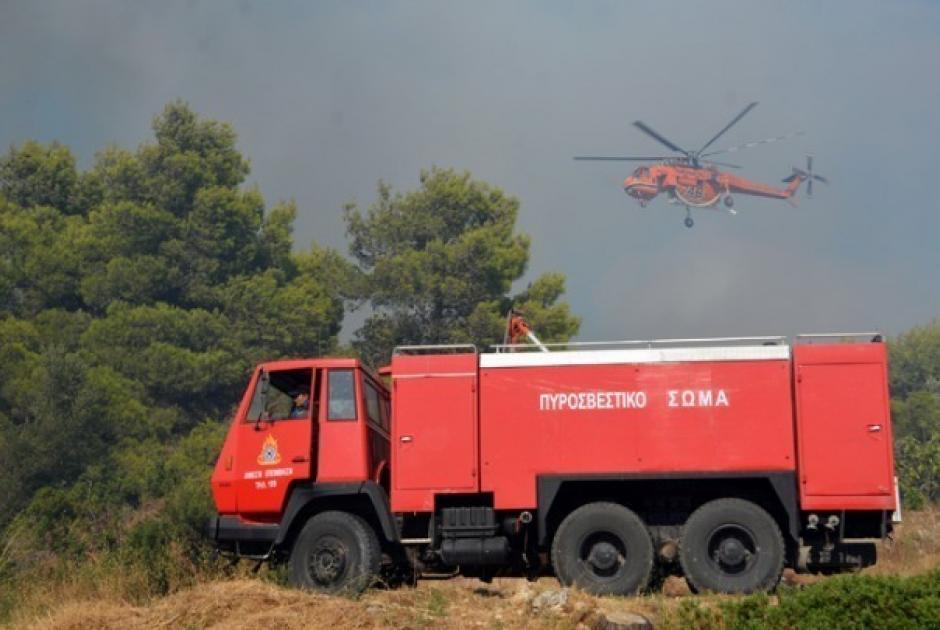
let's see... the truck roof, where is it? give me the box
[258,356,387,383]
[260,357,361,371]
[393,332,883,369]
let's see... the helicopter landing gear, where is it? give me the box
[724,194,734,209]
[684,207,694,228]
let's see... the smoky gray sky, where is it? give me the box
[2,1,938,342]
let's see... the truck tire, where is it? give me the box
[551,502,654,595]
[288,510,381,594]
[679,498,784,594]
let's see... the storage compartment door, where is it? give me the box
[798,363,893,497]
[394,373,478,493]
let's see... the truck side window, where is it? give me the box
[380,397,390,432]
[246,368,313,422]
[327,369,357,421]
[364,381,382,427]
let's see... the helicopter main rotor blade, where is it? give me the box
[702,130,804,157]
[697,101,759,155]
[700,160,743,169]
[632,121,688,155]
[573,156,674,161]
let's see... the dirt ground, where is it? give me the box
[13,510,936,630]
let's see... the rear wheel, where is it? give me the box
[551,502,654,595]
[288,510,381,594]
[679,498,784,594]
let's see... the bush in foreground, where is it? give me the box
[671,570,940,629]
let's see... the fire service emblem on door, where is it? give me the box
[257,434,282,465]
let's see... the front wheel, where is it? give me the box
[679,498,784,594]
[551,502,654,595]
[288,510,381,593]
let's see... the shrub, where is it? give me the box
[667,571,940,630]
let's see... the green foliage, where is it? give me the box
[0,140,97,215]
[345,167,580,365]
[895,436,940,509]
[670,599,722,629]
[890,320,940,399]
[740,571,940,628]
[889,321,940,507]
[0,202,86,315]
[894,390,940,444]
[670,571,940,629]
[0,102,353,609]
[135,101,250,216]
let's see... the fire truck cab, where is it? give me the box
[207,334,898,595]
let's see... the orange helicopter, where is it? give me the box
[575,102,827,227]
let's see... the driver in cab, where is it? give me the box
[289,391,310,418]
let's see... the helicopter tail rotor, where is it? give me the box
[783,156,828,196]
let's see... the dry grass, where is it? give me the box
[13,577,666,630]
[867,508,940,576]
[11,509,939,630]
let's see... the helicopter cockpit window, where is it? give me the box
[636,167,650,178]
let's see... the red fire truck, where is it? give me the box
[207,332,898,595]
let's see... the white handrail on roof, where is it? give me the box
[393,344,477,355]
[492,335,787,353]
[391,333,881,356]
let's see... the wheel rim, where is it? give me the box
[308,535,349,586]
[578,532,627,581]
[706,524,758,576]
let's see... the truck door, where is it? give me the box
[796,355,894,499]
[234,367,318,517]
[391,353,479,511]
